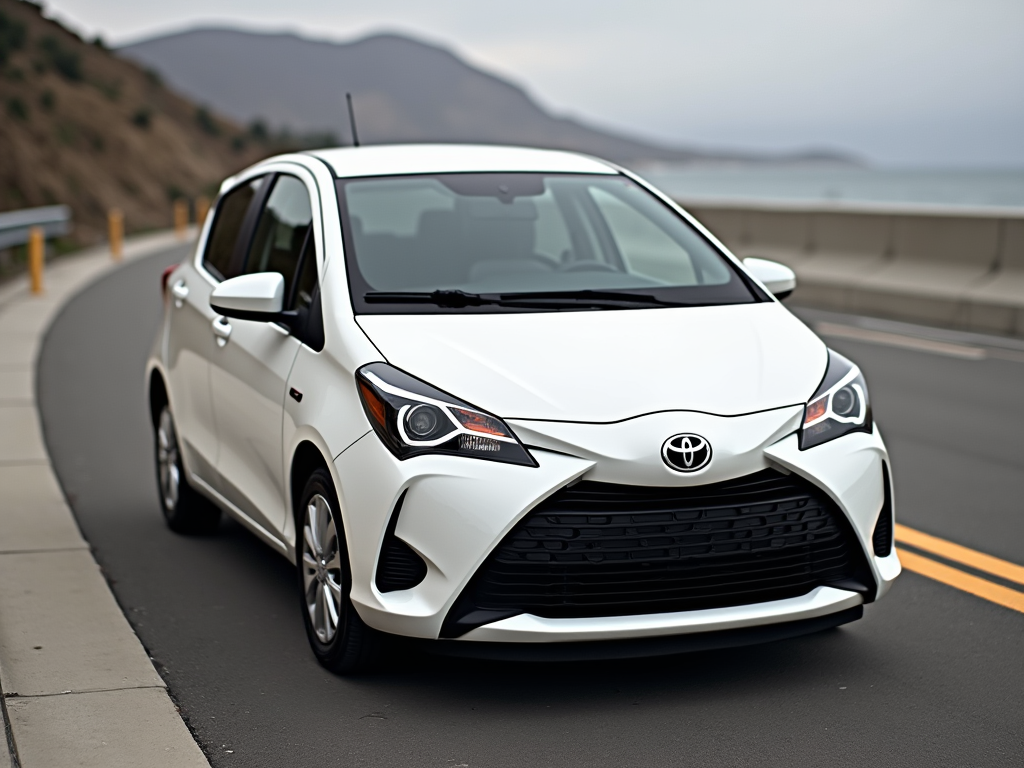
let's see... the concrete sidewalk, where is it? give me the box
[0,233,209,767]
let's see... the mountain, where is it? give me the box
[120,27,851,166]
[0,1,300,246]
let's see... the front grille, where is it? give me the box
[442,469,873,637]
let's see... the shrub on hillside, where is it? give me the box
[7,96,28,121]
[0,9,27,65]
[248,119,269,142]
[39,35,82,81]
[131,106,152,129]
[196,106,220,136]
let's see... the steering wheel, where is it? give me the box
[558,260,621,273]
[526,254,560,270]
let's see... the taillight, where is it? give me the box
[161,265,177,296]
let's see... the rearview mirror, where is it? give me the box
[742,257,796,301]
[210,272,292,322]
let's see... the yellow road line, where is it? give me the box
[897,549,1024,614]
[895,523,1024,587]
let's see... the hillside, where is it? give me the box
[120,28,851,166]
[0,0,270,244]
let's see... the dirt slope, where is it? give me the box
[0,0,267,244]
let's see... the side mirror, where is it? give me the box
[210,272,294,323]
[742,257,796,301]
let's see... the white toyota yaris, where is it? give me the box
[147,144,900,673]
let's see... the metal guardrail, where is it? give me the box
[0,205,72,249]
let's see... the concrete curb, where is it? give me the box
[677,199,1024,339]
[0,231,210,767]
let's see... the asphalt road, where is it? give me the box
[37,248,1024,767]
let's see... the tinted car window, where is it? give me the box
[338,173,760,313]
[203,177,264,281]
[290,246,318,312]
[244,175,313,304]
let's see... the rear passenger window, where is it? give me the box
[203,177,264,281]
[243,175,314,304]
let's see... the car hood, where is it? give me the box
[355,303,827,422]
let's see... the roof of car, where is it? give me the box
[308,144,620,178]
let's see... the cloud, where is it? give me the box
[44,0,1024,165]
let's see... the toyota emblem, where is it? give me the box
[662,433,712,473]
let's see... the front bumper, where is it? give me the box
[333,406,900,643]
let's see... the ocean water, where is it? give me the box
[639,166,1024,210]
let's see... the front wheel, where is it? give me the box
[297,468,381,674]
[154,405,221,534]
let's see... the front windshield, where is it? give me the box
[337,173,762,313]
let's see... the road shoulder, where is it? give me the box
[0,232,210,767]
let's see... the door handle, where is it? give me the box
[171,279,189,308]
[212,315,232,346]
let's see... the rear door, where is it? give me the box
[165,176,265,486]
[208,173,318,538]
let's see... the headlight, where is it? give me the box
[355,362,537,466]
[800,350,872,450]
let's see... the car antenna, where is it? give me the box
[346,92,361,147]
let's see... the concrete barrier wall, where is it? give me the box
[677,198,1024,337]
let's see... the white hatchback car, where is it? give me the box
[147,144,900,672]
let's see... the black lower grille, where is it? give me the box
[872,463,894,557]
[375,492,427,593]
[442,469,873,637]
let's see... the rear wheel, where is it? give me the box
[297,468,381,674]
[154,405,221,534]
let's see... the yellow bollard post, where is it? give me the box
[174,199,188,240]
[108,208,124,261]
[195,196,211,229]
[28,226,44,295]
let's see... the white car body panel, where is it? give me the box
[209,320,300,534]
[462,586,863,643]
[766,429,902,601]
[316,144,618,179]
[164,260,220,484]
[146,144,899,655]
[333,436,594,639]
[356,303,827,422]
[507,407,804,486]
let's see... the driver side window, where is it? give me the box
[242,174,324,350]
[243,175,315,308]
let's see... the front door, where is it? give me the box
[209,174,317,537]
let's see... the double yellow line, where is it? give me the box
[896,524,1024,613]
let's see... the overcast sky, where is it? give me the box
[42,0,1024,167]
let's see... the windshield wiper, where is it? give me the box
[365,290,502,308]
[364,288,687,310]
[497,289,687,307]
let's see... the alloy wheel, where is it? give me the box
[301,494,344,644]
[157,407,180,512]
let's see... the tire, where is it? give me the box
[154,404,221,534]
[296,467,381,674]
